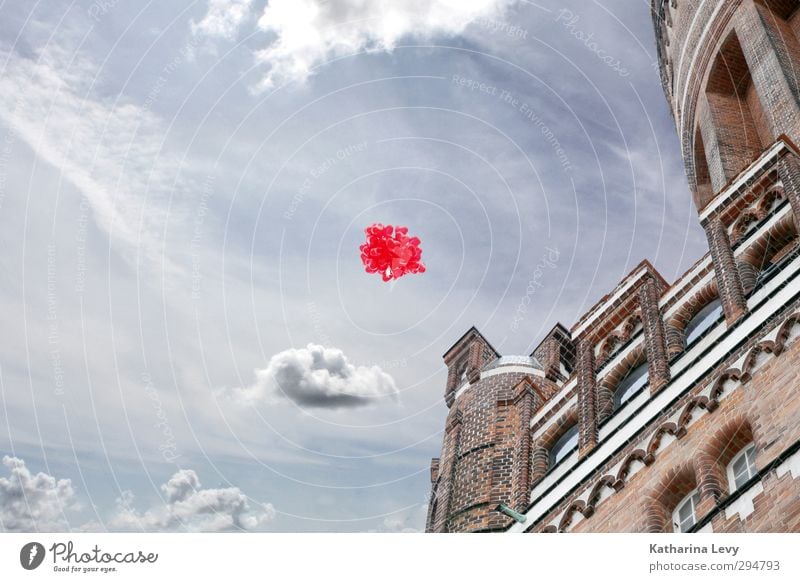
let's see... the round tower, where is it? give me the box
[653,0,800,327]
[653,0,800,211]
[426,327,570,532]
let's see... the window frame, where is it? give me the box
[683,298,724,347]
[726,443,757,493]
[613,361,649,410]
[672,489,700,533]
[549,424,579,469]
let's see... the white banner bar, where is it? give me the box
[1,533,799,581]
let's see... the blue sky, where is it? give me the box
[0,0,707,532]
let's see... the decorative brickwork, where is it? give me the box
[466,341,482,383]
[637,276,671,393]
[705,216,748,323]
[532,324,575,382]
[444,367,457,408]
[777,152,800,226]
[429,408,463,532]
[576,339,598,456]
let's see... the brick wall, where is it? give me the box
[530,306,800,532]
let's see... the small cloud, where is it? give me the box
[108,469,274,532]
[0,456,78,532]
[192,0,253,40]
[233,343,399,409]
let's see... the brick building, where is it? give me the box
[425,0,800,533]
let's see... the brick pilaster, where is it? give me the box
[533,325,575,383]
[466,341,482,383]
[777,153,800,229]
[444,367,457,408]
[705,216,748,324]
[576,339,598,456]
[430,409,463,533]
[539,337,562,382]
[638,277,671,394]
[510,384,538,512]
[424,458,441,532]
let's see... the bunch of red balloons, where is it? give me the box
[359,223,426,282]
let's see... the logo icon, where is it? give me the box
[19,542,45,570]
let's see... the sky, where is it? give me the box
[0,0,708,532]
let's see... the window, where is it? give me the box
[727,443,756,492]
[550,425,578,467]
[455,360,468,383]
[684,298,723,346]
[614,362,649,409]
[673,490,700,533]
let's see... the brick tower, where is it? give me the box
[426,0,800,533]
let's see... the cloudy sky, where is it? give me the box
[0,0,707,532]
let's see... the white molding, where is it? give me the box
[724,481,763,523]
[660,255,713,309]
[662,269,716,321]
[531,381,576,428]
[572,269,651,338]
[699,141,787,222]
[733,204,792,259]
[452,363,544,401]
[776,449,800,480]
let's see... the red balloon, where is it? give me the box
[359,223,426,281]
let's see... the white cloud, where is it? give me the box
[253,0,517,88]
[0,456,78,532]
[192,0,253,40]
[234,343,398,409]
[0,40,187,268]
[108,469,275,532]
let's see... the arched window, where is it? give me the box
[550,424,578,468]
[672,489,700,533]
[684,298,723,346]
[727,443,756,492]
[614,362,649,409]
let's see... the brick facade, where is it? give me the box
[426,0,800,533]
